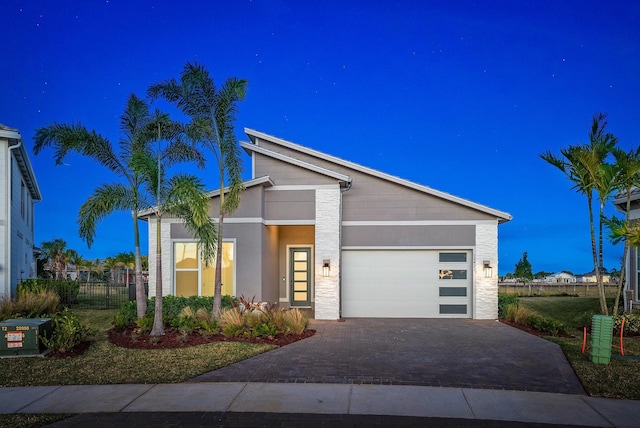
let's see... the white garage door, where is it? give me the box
[341,250,471,318]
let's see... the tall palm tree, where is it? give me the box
[39,239,68,280]
[148,62,247,317]
[115,251,136,286]
[65,249,85,281]
[540,113,616,315]
[102,257,118,284]
[134,112,216,336]
[34,94,154,318]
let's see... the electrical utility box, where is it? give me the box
[590,315,613,364]
[0,318,52,357]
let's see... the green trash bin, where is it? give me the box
[590,315,613,364]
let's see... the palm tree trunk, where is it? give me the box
[598,203,608,315]
[133,209,147,318]
[589,195,607,314]
[213,169,225,319]
[151,216,164,336]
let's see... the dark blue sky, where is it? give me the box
[1,0,638,275]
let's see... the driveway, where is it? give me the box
[192,319,585,394]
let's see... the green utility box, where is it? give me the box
[590,315,613,364]
[0,318,52,357]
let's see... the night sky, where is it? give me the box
[1,0,639,275]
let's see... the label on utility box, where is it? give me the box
[7,332,22,341]
[6,332,23,348]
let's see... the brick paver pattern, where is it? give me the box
[192,319,584,394]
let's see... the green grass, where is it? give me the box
[514,296,640,400]
[519,296,604,330]
[0,414,71,428]
[0,309,275,387]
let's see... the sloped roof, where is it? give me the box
[243,128,512,223]
[0,124,42,201]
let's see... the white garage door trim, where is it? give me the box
[341,250,472,318]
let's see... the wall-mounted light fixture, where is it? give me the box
[483,260,492,278]
[323,259,331,277]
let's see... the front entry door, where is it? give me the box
[290,248,311,306]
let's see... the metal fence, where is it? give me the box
[499,282,620,298]
[28,281,145,310]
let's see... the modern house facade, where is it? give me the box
[613,190,640,311]
[144,129,512,319]
[0,124,42,298]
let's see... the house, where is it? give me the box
[144,129,512,319]
[577,271,610,284]
[0,124,42,298]
[613,189,640,311]
[544,272,577,283]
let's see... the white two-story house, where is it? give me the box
[0,124,42,298]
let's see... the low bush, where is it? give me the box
[0,296,15,321]
[283,308,308,334]
[15,289,60,318]
[40,308,91,353]
[498,294,519,319]
[613,312,640,335]
[505,303,567,335]
[18,279,80,305]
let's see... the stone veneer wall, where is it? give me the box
[474,222,498,319]
[314,186,341,320]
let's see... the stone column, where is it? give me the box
[314,186,341,320]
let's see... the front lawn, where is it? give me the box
[0,309,275,387]
[517,297,640,400]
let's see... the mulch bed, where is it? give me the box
[45,326,315,358]
[499,319,575,338]
[106,325,316,350]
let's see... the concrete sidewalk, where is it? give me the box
[1,382,639,427]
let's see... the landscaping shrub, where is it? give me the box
[0,296,15,321]
[498,294,519,319]
[18,279,80,305]
[252,321,278,338]
[219,308,245,337]
[15,289,60,318]
[40,308,91,353]
[505,303,567,335]
[283,308,308,334]
[613,312,640,335]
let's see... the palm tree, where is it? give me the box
[115,251,135,286]
[102,256,118,285]
[608,146,640,313]
[135,112,216,336]
[39,239,68,280]
[33,94,154,318]
[540,113,616,315]
[85,258,102,282]
[148,62,247,317]
[65,249,85,281]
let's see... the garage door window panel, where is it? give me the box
[440,304,467,314]
[439,287,467,297]
[439,253,467,263]
[438,269,467,279]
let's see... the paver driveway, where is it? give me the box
[192,319,585,394]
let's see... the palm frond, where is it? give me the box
[78,183,146,247]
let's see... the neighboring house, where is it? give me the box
[544,272,577,283]
[613,189,640,311]
[577,271,610,284]
[143,129,512,319]
[0,124,42,298]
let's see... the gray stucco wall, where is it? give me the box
[342,225,475,247]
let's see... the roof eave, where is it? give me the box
[244,128,512,223]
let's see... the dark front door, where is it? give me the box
[290,247,311,306]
